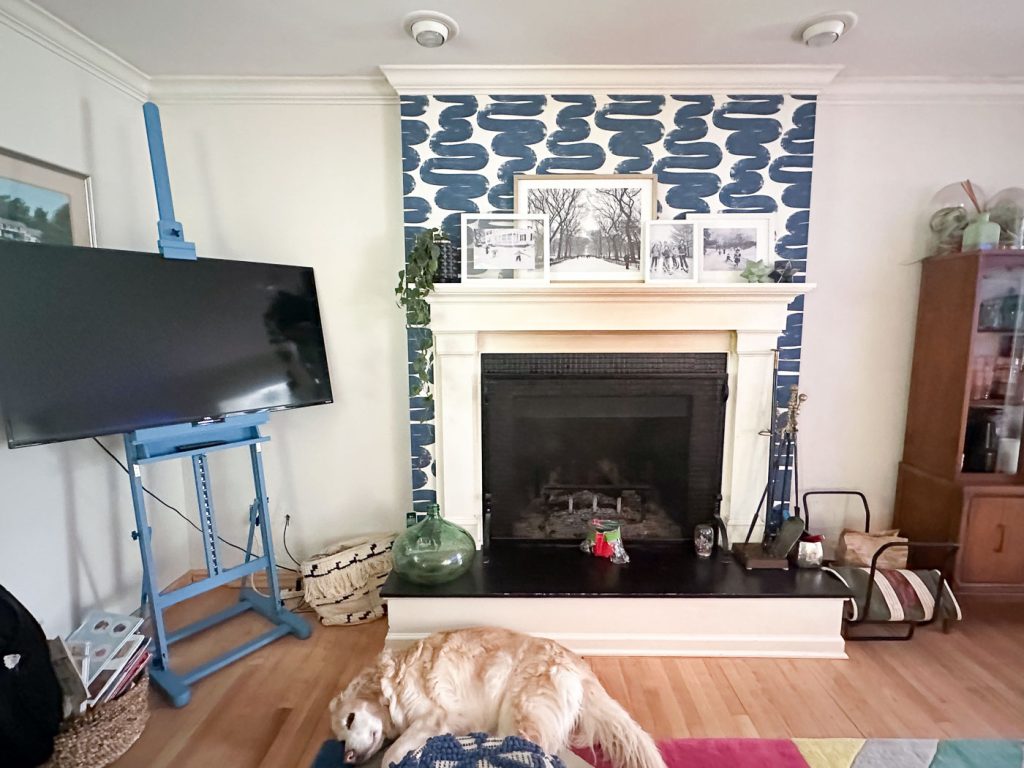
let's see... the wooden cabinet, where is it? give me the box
[961,497,1024,586]
[895,250,1024,596]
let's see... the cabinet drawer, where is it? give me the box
[962,497,1024,585]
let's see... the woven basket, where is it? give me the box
[302,533,396,626]
[45,672,149,768]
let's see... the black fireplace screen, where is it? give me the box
[481,353,728,543]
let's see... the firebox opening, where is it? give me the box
[481,353,728,546]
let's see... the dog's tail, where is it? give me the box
[573,678,666,768]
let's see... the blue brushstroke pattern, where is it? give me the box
[537,96,605,173]
[595,96,665,173]
[407,326,435,511]
[654,96,722,215]
[477,96,546,209]
[420,96,489,242]
[768,98,816,434]
[714,95,783,212]
[401,96,431,252]
[769,97,815,273]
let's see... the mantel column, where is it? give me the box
[723,331,778,543]
[433,331,483,546]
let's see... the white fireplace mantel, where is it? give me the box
[426,282,814,545]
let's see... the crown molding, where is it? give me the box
[821,76,1024,105]
[148,75,398,105]
[379,64,844,95]
[0,0,149,101]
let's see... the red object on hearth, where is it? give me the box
[593,532,610,558]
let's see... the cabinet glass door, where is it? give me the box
[966,261,1024,475]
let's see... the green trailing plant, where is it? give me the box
[396,228,442,405]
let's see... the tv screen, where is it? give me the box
[0,241,333,448]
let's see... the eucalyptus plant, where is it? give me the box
[395,229,442,405]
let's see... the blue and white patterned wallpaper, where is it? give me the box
[400,94,816,513]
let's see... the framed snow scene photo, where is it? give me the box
[688,213,772,283]
[644,220,698,283]
[514,174,655,282]
[460,213,550,284]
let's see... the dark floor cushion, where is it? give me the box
[824,567,963,623]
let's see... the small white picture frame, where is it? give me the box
[460,213,550,284]
[687,213,773,283]
[644,220,698,283]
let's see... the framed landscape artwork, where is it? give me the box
[687,213,772,283]
[513,174,656,282]
[644,220,698,283]
[460,213,550,284]
[0,147,94,247]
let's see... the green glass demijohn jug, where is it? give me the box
[392,503,476,585]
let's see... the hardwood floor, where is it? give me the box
[113,591,1024,768]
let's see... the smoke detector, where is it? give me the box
[404,10,459,48]
[798,11,857,47]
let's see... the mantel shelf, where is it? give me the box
[425,281,813,335]
[429,282,815,304]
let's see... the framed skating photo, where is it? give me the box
[513,174,656,282]
[687,213,772,283]
[460,213,550,284]
[644,220,698,283]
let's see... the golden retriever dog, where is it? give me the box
[329,627,665,768]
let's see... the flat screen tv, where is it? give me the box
[0,241,333,448]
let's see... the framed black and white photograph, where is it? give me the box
[514,174,656,282]
[644,220,698,283]
[0,147,94,246]
[460,213,549,283]
[687,213,772,283]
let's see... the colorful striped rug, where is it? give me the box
[579,739,1024,768]
[312,738,1024,768]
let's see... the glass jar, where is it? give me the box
[694,523,715,558]
[392,503,476,585]
[927,181,987,257]
[988,187,1024,249]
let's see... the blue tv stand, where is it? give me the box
[126,415,310,707]
[128,103,310,707]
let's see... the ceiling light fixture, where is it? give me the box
[797,11,858,47]
[404,10,459,49]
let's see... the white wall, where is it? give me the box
[156,93,1024,556]
[800,96,1024,534]
[0,23,191,636]
[157,102,410,569]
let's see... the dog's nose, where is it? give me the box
[345,749,357,764]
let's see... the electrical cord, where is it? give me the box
[282,514,302,568]
[92,437,298,573]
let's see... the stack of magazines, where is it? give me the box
[48,609,150,717]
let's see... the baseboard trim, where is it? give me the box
[165,568,300,593]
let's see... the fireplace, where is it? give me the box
[481,353,728,544]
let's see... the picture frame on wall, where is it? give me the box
[644,220,698,283]
[687,213,772,283]
[513,174,656,282]
[460,213,550,283]
[0,147,94,246]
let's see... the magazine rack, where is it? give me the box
[128,103,310,707]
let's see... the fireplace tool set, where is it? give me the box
[734,350,809,569]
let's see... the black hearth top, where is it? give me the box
[382,543,851,599]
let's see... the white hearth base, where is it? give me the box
[385,596,847,659]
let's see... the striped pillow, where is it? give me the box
[824,567,963,623]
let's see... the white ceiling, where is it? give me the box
[27,0,1024,79]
